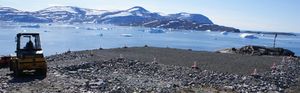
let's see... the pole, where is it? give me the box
[99,33,103,49]
[273,33,278,48]
[99,34,101,49]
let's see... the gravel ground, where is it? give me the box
[55,47,283,75]
[0,47,299,93]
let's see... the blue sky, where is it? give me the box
[0,0,299,32]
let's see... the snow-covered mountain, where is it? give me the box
[0,7,20,13]
[97,6,163,25]
[0,7,51,22]
[168,12,213,24]
[38,6,85,14]
[0,6,239,32]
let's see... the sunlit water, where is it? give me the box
[1,22,299,56]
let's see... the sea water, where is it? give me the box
[0,22,299,56]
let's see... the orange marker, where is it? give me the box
[271,62,276,69]
[251,68,258,76]
[191,61,199,69]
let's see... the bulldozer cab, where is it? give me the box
[16,33,43,57]
[11,33,47,77]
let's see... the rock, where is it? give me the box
[217,45,295,56]
[88,79,105,89]
[216,48,237,54]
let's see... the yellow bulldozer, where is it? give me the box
[5,33,47,77]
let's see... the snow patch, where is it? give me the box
[128,8,140,12]
[180,13,191,17]
[155,12,168,16]
[102,11,133,19]
[84,9,107,15]
[143,20,159,25]
[42,6,78,13]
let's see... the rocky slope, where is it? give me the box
[0,6,239,32]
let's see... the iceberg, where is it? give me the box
[121,34,133,37]
[74,27,80,29]
[220,31,228,35]
[100,27,111,30]
[240,33,258,39]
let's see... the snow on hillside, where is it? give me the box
[178,12,191,17]
[84,9,108,15]
[41,6,79,13]
[127,6,149,13]
[169,12,213,24]
[126,6,152,17]
[0,7,21,12]
[102,11,133,19]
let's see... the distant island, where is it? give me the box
[0,6,239,32]
[241,30,297,36]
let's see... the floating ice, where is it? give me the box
[221,31,228,35]
[121,34,133,37]
[240,33,258,39]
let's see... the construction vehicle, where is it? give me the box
[8,33,47,77]
[0,56,13,68]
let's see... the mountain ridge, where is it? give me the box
[0,6,239,32]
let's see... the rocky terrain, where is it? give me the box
[0,6,239,32]
[217,45,295,56]
[1,47,300,93]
